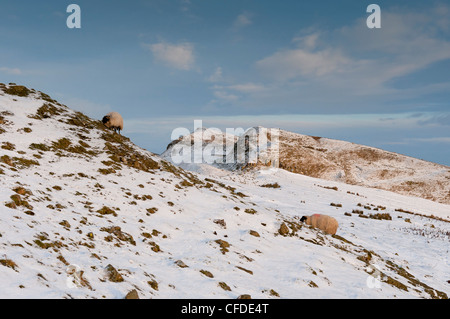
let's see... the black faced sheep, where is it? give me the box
[102,112,124,134]
[300,214,339,235]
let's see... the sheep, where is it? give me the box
[102,112,124,134]
[300,214,339,235]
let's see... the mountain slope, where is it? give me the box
[0,84,449,299]
[163,126,450,205]
[278,130,450,205]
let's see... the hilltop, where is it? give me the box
[0,84,449,299]
[164,126,450,204]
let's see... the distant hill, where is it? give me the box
[163,126,450,205]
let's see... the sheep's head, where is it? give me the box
[102,115,111,128]
[300,216,308,223]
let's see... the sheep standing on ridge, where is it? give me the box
[300,214,339,235]
[102,112,124,134]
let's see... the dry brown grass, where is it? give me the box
[0,258,18,270]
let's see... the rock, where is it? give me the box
[59,220,71,228]
[279,223,289,236]
[100,226,136,245]
[218,282,231,291]
[175,260,189,268]
[105,264,124,282]
[249,230,260,237]
[147,279,159,291]
[215,239,230,254]
[200,269,214,278]
[0,155,13,166]
[125,289,139,299]
[237,294,252,299]
[13,187,27,196]
[5,202,17,209]
[213,219,226,228]
[10,194,22,206]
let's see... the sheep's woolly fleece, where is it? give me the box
[303,214,339,235]
[103,112,124,133]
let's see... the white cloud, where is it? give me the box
[147,41,195,70]
[256,47,351,80]
[409,137,450,143]
[0,67,22,75]
[208,82,267,106]
[199,4,450,115]
[332,8,450,86]
[126,112,435,136]
[292,32,320,49]
[227,83,266,93]
[235,4,450,115]
[418,113,450,126]
[207,67,223,82]
[180,0,191,9]
[255,5,450,90]
[232,12,253,30]
[213,90,239,102]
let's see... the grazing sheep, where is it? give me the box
[300,214,339,235]
[102,112,124,134]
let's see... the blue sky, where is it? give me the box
[1,0,449,165]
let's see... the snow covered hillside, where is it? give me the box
[164,126,450,205]
[277,130,450,205]
[0,84,449,299]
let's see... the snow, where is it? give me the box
[0,85,449,299]
[163,126,450,205]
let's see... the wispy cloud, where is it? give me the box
[255,46,351,80]
[207,4,450,114]
[180,0,191,12]
[409,137,450,143]
[212,90,239,102]
[127,112,434,135]
[232,12,253,31]
[226,83,266,93]
[208,82,267,105]
[0,67,22,75]
[207,67,223,82]
[256,10,450,88]
[418,113,450,126]
[146,41,195,70]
